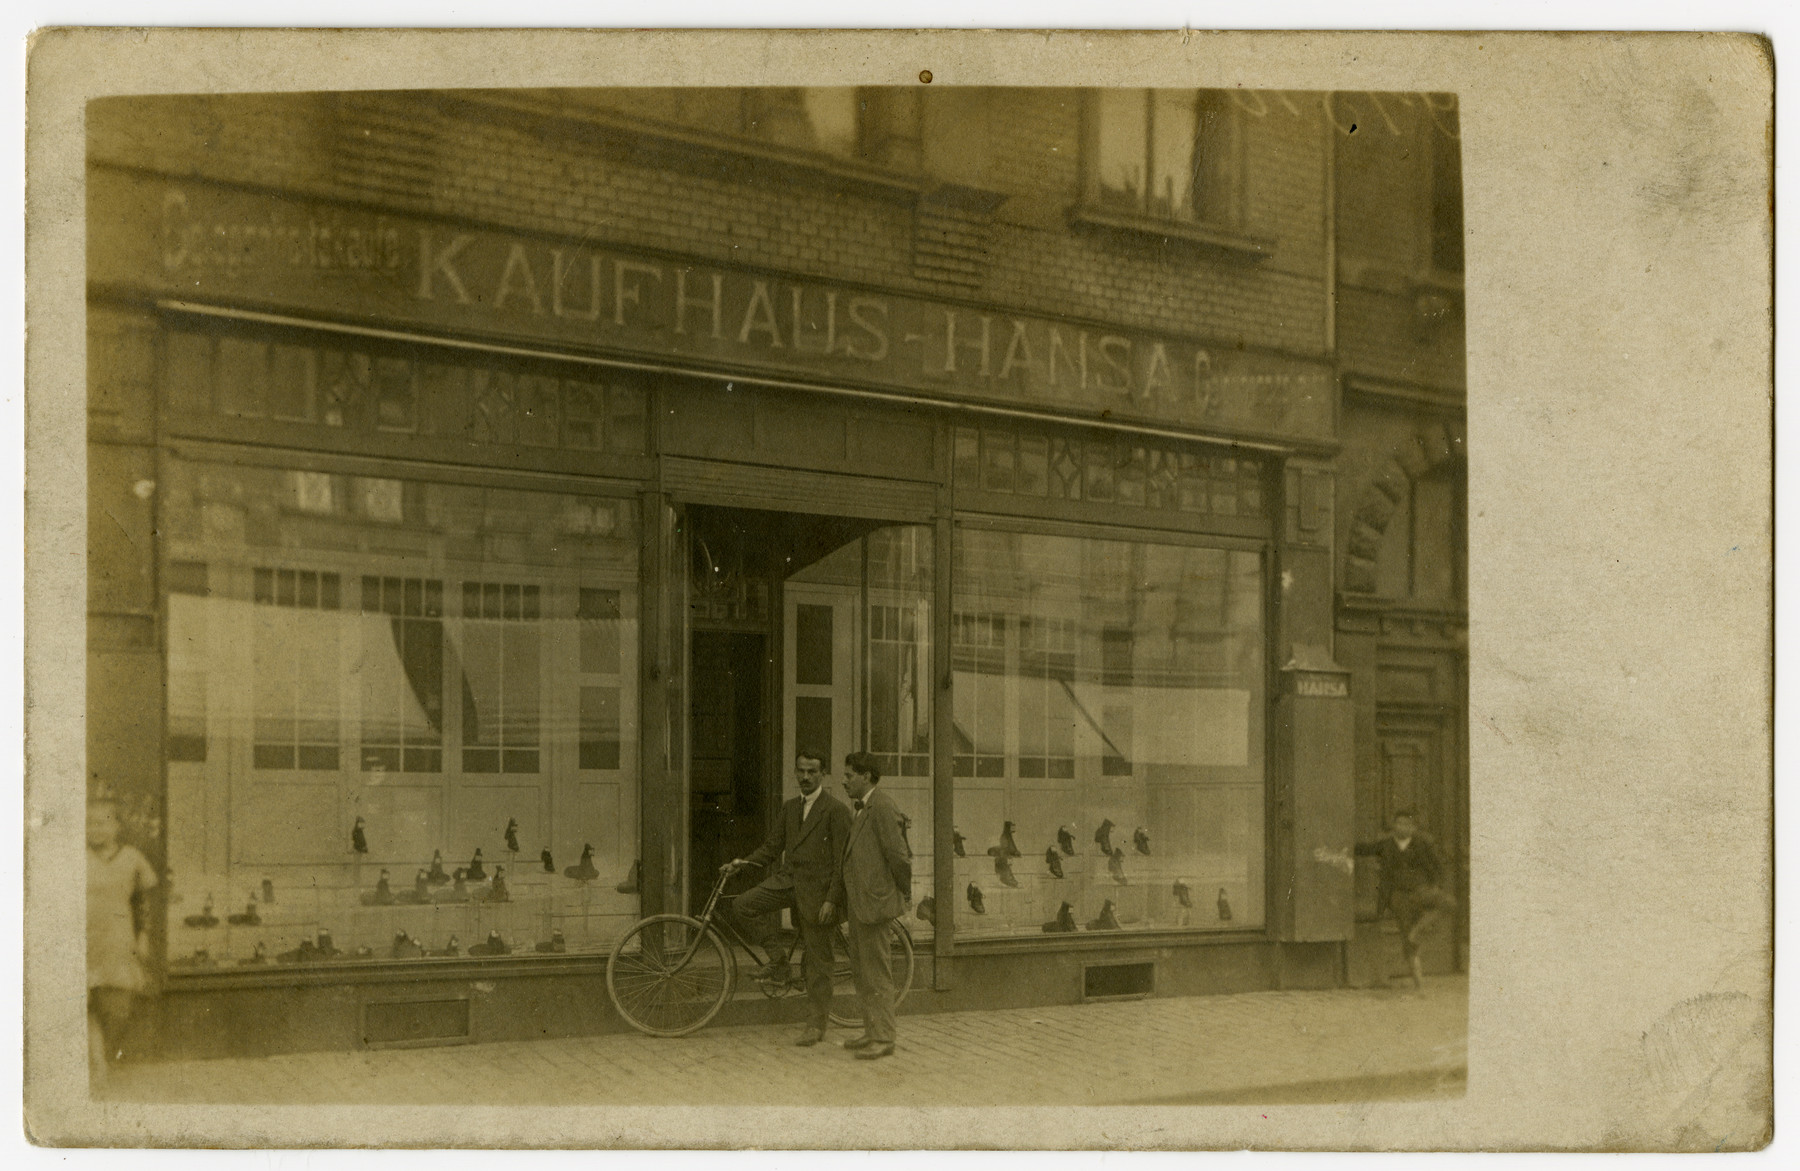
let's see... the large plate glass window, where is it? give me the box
[160,455,639,969]
[950,526,1265,938]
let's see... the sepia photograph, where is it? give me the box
[22,26,1772,1152]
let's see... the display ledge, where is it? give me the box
[1066,204,1274,261]
[945,924,1273,956]
[162,950,616,991]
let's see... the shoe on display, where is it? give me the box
[437,934,461,958]
[541,848,556,874]
[1087,899,1122,931]
[487,867,510,903]
[564,843,600,881]
[362,869,396,906]
[240,941,269,965]
[1057,826,1077,856]
[994,855,1020,888]
[504,818,521,854]
[352,816,368,854]
[1108,848,1128,884]
[1044,846,1064,879]
[1172,879,1193,909]
[398,869,431,904]
[1217,888,1233,921]
[315,929,340,958]
[469,930,510,957]
[616,859,642,894]
[426,850,450,885]
[966,883,986,914]
[535,929,567,954]
[183,895,219,929]
[1093,819,1116,855]
[227,895,261,926]
[467,849,487,881]
[952,829,967,858]
[916,896,937,926]
[391,931,423,959]
[261,877,276,904]
[1133,827,1151,855]
[1042,901,1077,933]
[986,820,1020,858]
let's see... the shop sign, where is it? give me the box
[92,173,1337,444]
[1290,672,1350,699]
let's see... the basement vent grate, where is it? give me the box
[362,997,471,1049]
[1083,961,1155,1002]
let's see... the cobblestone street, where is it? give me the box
[101,977,1466,1107]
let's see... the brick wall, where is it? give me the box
[88,88,1328,357]
[1331,93,1466,393]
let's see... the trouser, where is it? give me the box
[733,881,835,1030]
[848,916,897,1044]
[1388,885,1457,960]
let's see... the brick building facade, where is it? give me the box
[86,86,1465,1058]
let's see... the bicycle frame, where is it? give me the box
[679,870,770,974]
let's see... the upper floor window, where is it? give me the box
[1089,89,1242,227]
[570,87,868,162]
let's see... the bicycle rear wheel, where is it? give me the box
[827,919,916,1029]
[606,914,734,1037]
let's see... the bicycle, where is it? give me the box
[605,866,916,1037]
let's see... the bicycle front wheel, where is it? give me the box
[827,919,916,1029]
[607,914,734,1037]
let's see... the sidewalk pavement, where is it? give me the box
[102,976,1466,1107]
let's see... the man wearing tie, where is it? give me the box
[723,749,854,1047]
[839,751,912,1060]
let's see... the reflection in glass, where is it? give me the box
[159,455,640,970]
[951,527,1265,938]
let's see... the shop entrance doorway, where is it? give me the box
[683,506,888,916]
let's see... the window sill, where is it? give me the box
[1067,203,1273,260]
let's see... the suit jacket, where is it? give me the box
[841,786,913,924]
[1354,832,1446,910]
[741,790,852,921]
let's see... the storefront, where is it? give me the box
[89,157,1360,1057]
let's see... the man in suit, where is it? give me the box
[723,748,854,1046]
[838,751,912,1060]
[1354,809,1456,989]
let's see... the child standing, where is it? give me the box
[87,798,157,1083]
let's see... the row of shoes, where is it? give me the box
[934,881,1235,922]
[179,878,279,928]
[1037,900,1124,932]
[960,819,1155,861]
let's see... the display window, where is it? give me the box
[949,524,1265,939]
[160,454,640,968]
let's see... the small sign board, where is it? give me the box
[1289,672,1349,699]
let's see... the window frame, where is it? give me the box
[1074,88,1272,259]
[945,515,1275,946]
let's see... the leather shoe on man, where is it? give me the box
[794,1026,826,1047]
[842,1035,878,1050]
[854,1043,896,1060]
